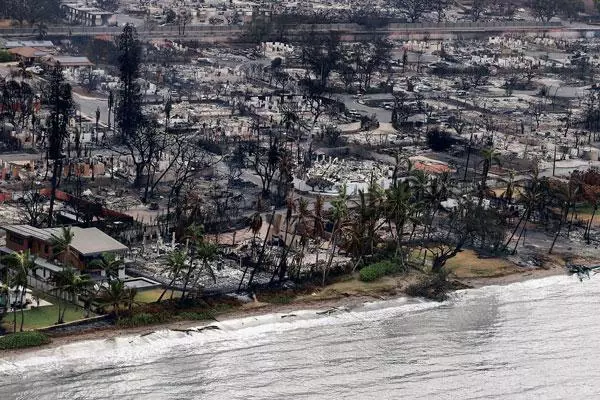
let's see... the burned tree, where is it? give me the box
[389,0,432,22]
[352,39,393,91]
[0,79,35,130]
[115,24,143,145]
[300,31,342,90]
[470,0,488,21]
[45,63,74,227]
[19,178,48,228]
[114,24,163,197]
[247,124,284,198]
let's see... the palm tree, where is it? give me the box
[281,108,300,135]
[88,252,123,282]
[51,267,91,324]
[549,181,579,254]
[479,146,501,191]
[100,279,127,319]
[124,287,138,312]
[408,169,429,203]
[180,224,217,301]
[3,250,37,332]
[385,181,412,256]
[237,213,263,291]
[503,166,541,253]
[324,185,349,285]
[50,226,75,267]
[292,198,311,280]
[312,195,325,270]
[584,199,598,244]
[184,241,217,300]
[247,205,277,289]
[351,180,385,259]
[271,196,297,283]
[157,249,187,302]
[37,22,48,40]
[248,212,263,258]
[499,170,516,207]
[511,181,542,254]
[423,172,450,235]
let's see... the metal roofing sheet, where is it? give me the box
[2,225,128,256]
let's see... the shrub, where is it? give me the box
[117,312,170,328]
[0,331,51,350]
[0,51,14,63]
[427,128,454,152]
[323,125,343,147]
[359,260,401,282]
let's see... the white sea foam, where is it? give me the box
[3,274,600,399]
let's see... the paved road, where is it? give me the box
[0,21,566,40]
[74,92,109,125]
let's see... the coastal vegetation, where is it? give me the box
[0,331,50,350]
[359,260,404,282]
[115,301,235,328]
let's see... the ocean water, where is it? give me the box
[1,274,599,399]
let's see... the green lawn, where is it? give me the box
[134,288,182,303]
[2,303,90,331]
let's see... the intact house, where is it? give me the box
[7,47,49,64]
[0,225,128,289]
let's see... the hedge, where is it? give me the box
[359,260,401,282]
[0,51,14,63]
[116,312,171,328]
[0,331,51,350]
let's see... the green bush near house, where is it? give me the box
[0,331,51,350]
[0,51,14,62]
[116,312,170,328]
[359,260,401,282]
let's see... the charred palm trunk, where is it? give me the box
[247,208,276,289]
[180,269,192,301]
[549,206,569,254]
[512,210,531,255]
[270,220,291,284]
[585,205,597,244]
[503,207,528,252]
[156,276,177,303]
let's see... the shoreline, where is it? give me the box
[1,265,567,357]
